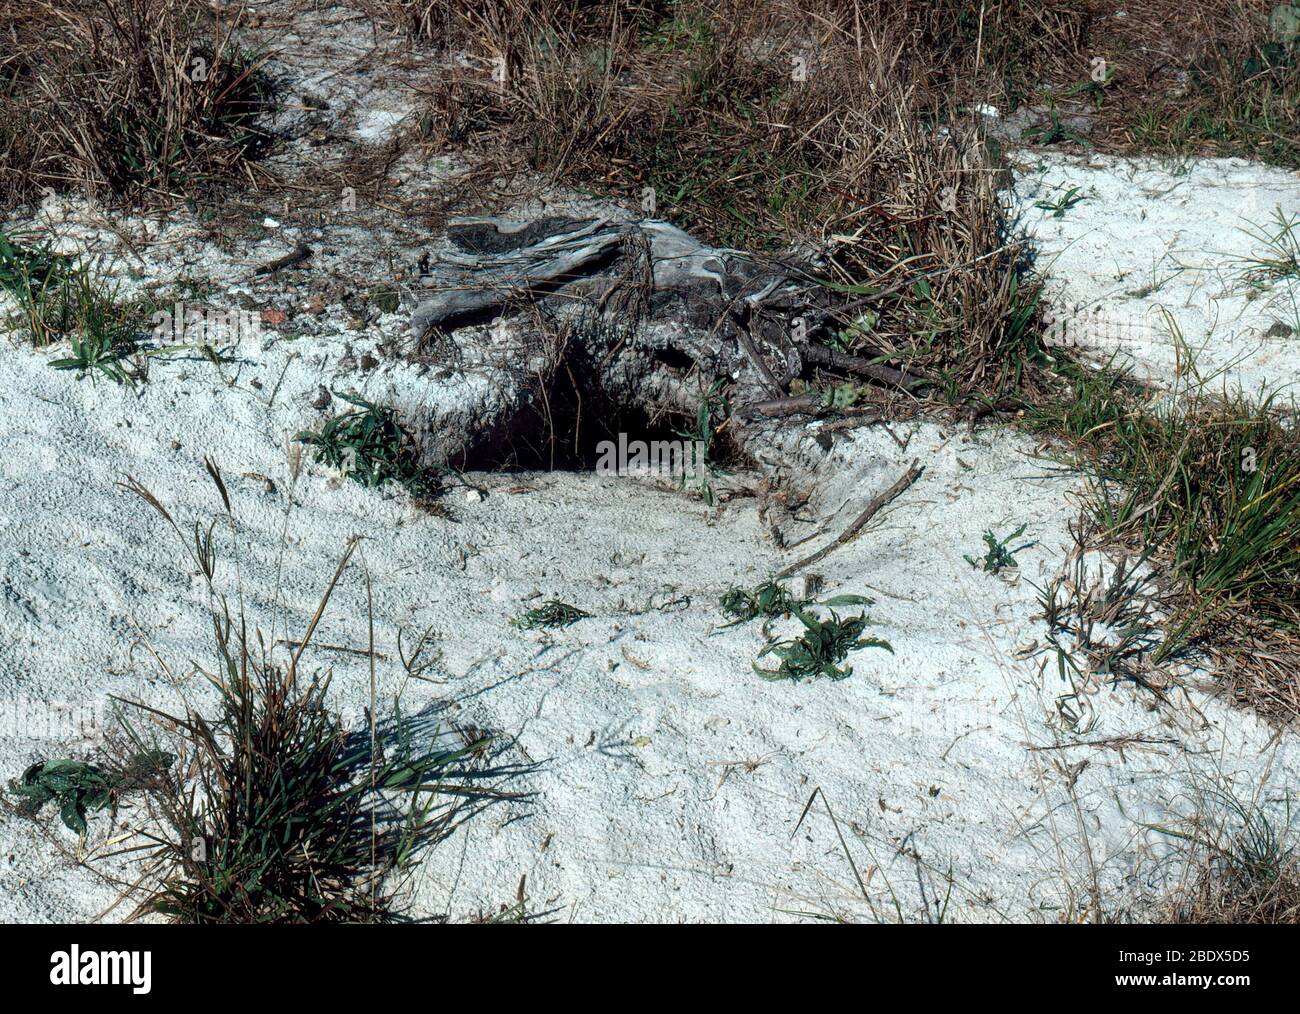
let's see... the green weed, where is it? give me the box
[7,752,170,835]
[1034,186,1086,219]
[754,609,892,683]
[511,600,592,630]
[966,524,1033,575]
[296,393,441,497]
[1021,109,1090,148]
[720,578,872,629]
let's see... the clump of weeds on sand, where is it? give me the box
[7,752,171,835]
[511,600,591,630]
[0,229,190,382]
[296,393,442,498]
[1135,777,1300,924]
[1239,206,1300,284]
[1030,353,1300,725]
[98,470,492,922]
[966,524,1033,575]
[1,230,137,348]
[720,578,872,632]
[720,580,808,626]
[754,608,892,683]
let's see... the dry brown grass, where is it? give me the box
[399,1,1061,401]
[1060,1,1300,167]
[0,0,273,207]
[377,0,1298,407]
[1148,783,1300,924]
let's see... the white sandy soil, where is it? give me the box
[2,6,1300,923]
[1012,152,1300,401]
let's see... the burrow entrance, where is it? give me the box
[445,343,740,476]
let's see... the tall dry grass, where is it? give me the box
[0,0,272,206]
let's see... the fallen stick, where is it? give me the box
[801,344,927,391]
[774,460,922,579]
[253,242,313,276]
[738,394,881,423]
[738,393,823,417]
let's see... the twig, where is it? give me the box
[253,242,313,276]
[802,344,927,391]
[276,638,390,662]
[738,393,824,417]
[775,460,922,579]
[737,323,784,396]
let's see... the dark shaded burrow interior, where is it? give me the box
[446,354,700,473]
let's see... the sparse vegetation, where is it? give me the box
[0,229,202,382]
[1034,542,1166,731]
[720,578,871,628]
[1022,108,1090,148]
[1146,781,1300,924]
[5,0,1300,930]
[296,393,442,497]
[511,599,592,630]
[104,476,488,923]
[1034,361,1300,725]
[0,230,141,352]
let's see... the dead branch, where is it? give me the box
[775,460,922,579]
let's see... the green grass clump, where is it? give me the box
[108,477,484,923]
[1240,206,1300,284]
[512,600,591,630]
[2,230,137,347]
[0,229,73,299]
[125,666,470,923]
[0,229,166,383]
[296,393,441,497]
[754,609,892,683]
[1036,365,1300,657]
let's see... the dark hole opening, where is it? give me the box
[448,359,691,473]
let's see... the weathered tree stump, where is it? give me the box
[409,216,820,471]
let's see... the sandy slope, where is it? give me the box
[2,293,1297,920]
[1013,152,1300,400]
[3,7,1300,923]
